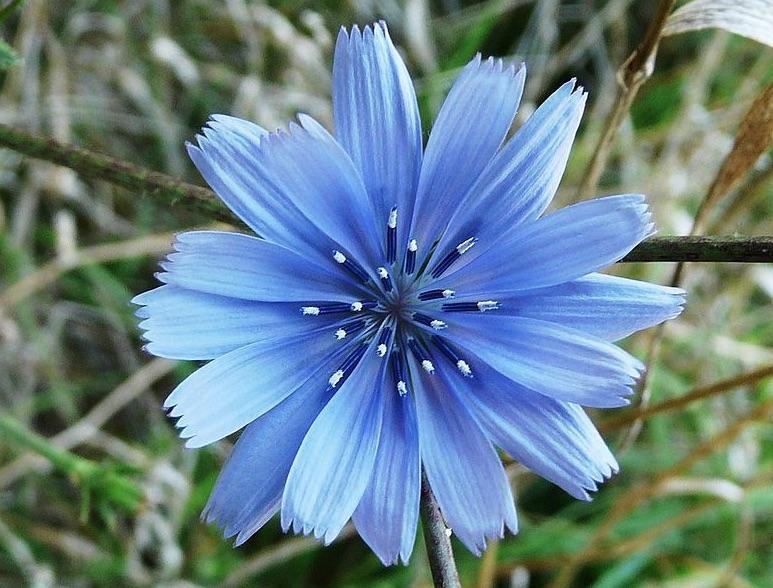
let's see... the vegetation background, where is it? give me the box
[0,1,771,586]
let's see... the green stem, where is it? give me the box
[0,415,142,513]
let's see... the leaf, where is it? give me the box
[662,0,773,47]
[0,38,17,70]
[705,82,773,207]
[0,0,24,23]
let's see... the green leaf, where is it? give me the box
[0,0,24,23]
[0,38,18,70]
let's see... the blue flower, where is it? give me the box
[133,22,685,565]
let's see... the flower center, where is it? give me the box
[300,207,494,396]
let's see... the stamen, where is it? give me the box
[377,327,392,357]
[442,300,499,313]
[457,237,477,255]
[432,335,474,378]
[328,370,344,387]
[418,288,456,301]
[386,207,398,264]
[332,250,370,283]
[431,237,477,279]
[412,313,447,330]
[388,207,398,229]
[350,300,378,312]
[404,238,418,275]
[301,302,366,315]
[391,349,409,396]
[477,300,499,312]
[377,267,393,292]
[407,337,434,373]
[326,343,368,391]
[457,360,472,377]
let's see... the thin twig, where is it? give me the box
[420,472,461,588]
[0,123,219,210]
[576,0,676,198]
[600,364,773,431]
[621,236,773,263]
[0,232,176,309]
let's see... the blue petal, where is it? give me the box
[412,357,517,555]
[189,115,384,270]
[158,231,364,302]
[132,285,340,360]
[465,359,618,500]
[492,273,686,341]
[409,56,526,252]
[435,314,644,408]
[203,379,335,545]
[435,194,654,295]
[206,114,268,143]
[434,80,585,257]
[352,388,420,565]
[333,23,422,252]
[281,341,387,544]
[164,330,351,448]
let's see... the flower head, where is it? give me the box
[133,22,685,565]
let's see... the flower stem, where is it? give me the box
[420,472,461,588]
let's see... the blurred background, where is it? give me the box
[0,1,771,586]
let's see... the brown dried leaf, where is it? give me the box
[704,82,773,215]
[663,0,773,47]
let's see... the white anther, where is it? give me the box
[430,319,447,330]
[456,237,476,255]
[377,267,389,279]
[377,343,387,357]
[335,329,347,340]
[328,370,344,387]
[388,208,398,229]
[397,381,408,396]
[350,301,363,312]
[408,239,418,252]
[421,360,435,373]
[457,360,473,377]
[477,300,499,312]
[301,306,320,316]
[442,289,456,299]
[333,250,347,264]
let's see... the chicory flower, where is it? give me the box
[133,22,685,565]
